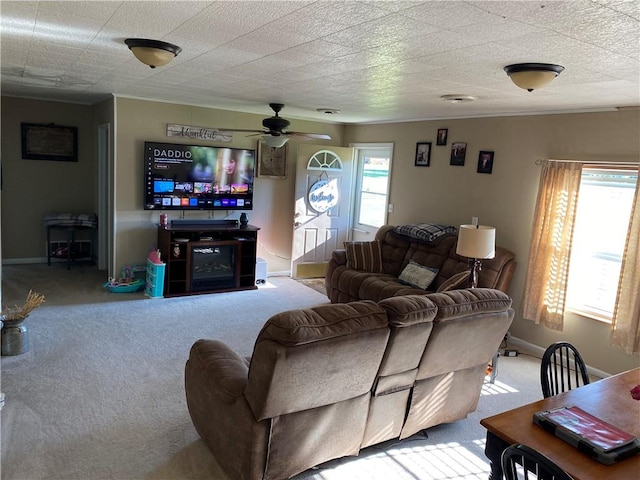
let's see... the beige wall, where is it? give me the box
[113,97,344,273]
[345,108,640,375]
[1,96,97,260]
[2,94,638,374]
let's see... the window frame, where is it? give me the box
[565,165,638,323]
[352,145,393,231]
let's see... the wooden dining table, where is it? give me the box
[480,367,640,480]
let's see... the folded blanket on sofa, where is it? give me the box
[393,223,457,244]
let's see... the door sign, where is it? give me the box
[308,179,339,213]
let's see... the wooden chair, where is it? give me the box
[540,341,590,398]
[502,444,574,480]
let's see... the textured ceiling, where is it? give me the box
[1,0,639,124]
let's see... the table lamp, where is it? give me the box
[456,224,496,288]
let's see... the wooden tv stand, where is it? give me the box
[157,222,260,297]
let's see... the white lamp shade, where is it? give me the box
[262,135,289,148]
[456,225,496,259]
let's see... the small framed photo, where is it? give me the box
[450,142,467,166]
[257,140,288,178]
[436,128,448,146]
[477,151,494,174]
[415,142,431,167]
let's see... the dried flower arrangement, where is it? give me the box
[1,290,46,322]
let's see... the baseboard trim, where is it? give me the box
[2,257,48,265]
[267,271,291,277]
[509,336,612,379]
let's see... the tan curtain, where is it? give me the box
[611,166,640,354]
[522,161,583,331]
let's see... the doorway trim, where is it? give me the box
[349,142,394,241]
[97,123,112,272]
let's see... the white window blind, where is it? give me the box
[566,168,637,321]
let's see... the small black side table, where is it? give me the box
[44,213,98,270]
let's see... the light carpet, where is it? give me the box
[1,264,543,480]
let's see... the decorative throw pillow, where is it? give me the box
[344,241,384,273]
[398,260,439,290]
[437,270,471,293]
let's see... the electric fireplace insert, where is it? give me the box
[189,241,239,292]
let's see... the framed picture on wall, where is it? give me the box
[436,128,448,146]
[21,123,78,162]
[477,151,494,174]
[257,141,288,178]
[450,142,467,166]
[415,142,431,167]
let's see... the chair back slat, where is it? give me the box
[540,342,590,398]
[502,443,575,480]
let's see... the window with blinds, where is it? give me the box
[565,167,638,321]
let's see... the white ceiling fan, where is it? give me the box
[215,103,331,148]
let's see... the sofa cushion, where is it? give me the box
[429,288,513,321]
[436,245,515,291]
[246,301,390,420]
[344,240,384,273]
[398,260,438,290]
[359,275,427,302]
[436,270,471,292]
[402,235,457,283]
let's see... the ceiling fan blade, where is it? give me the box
[213,104,331,142]
[285,132,332,140]
[213,127,267,134]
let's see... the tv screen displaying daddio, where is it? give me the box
[143,141,256,211]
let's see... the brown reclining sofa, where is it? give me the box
[185,288,514,480]
[326,224,516,303]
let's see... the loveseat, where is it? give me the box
[185,288,514,480]
[326,224,516,303]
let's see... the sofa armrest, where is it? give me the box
[187,339,249,404]
[332,249,347,265]
[185,340,271,480]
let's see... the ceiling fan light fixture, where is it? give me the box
[262,135,289,148]
[504,63,564,92]
[125,38,182,68]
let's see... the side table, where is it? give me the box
[44,213,98,270]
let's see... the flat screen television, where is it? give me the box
[143,141,256,210]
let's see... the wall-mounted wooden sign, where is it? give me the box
[166,124,232,142]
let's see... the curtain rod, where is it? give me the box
[536,158,640,166]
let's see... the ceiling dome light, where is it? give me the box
[504,63,564,92]
[317,108,341,115]
[262,135,289,148]
[440,94,476,103]
[125,38,182,68]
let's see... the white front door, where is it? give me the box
[291,145,354,279]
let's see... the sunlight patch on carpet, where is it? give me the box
[311,442,490,479]
[481,379,519,395]
[257,280,279,289]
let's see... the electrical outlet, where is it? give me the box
[504,349,519,357]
